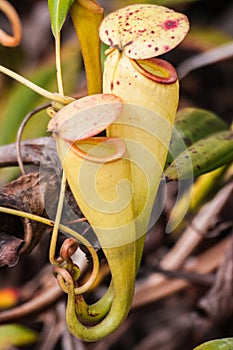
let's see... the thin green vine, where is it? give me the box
[0,65,73,105]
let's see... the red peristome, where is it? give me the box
[131,58,177,84]
[68,137,126,163]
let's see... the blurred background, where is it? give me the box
[0,1,232,349]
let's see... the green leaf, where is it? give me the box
[0,324,37,348]
[165,130,233,181]
[165,108,228,168]
[48,0,75,37]
[193,338,233,350]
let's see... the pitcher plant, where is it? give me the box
[100,4,189,266]
[0,1,190,342]
[48,4,189,341]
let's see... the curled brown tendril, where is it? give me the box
[54,239,114,327]
[59,238,80,263]
[0,0,21,47]
[53,236,100,296]
[54,239,80,293]
[53,238,80,270]
[53,265,74,298]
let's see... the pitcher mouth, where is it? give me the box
[67,137,126,163]
[130,58,177,84]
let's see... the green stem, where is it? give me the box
[0,64,72,104]
[49,170,66,265]
[0,205,54,226]
[55,32,64,95]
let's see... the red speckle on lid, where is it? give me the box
[105,30,109,35]
[111,82,114,90]
[116,81,120,85]
[162,19,179,30]
[138,29,146,33]
[148,44,152,47]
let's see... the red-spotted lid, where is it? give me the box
[99,4,189,59]
[48,94,123,141]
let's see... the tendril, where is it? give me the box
[16,103,50,175]
[0,205,100,295]
[0,0,21,47]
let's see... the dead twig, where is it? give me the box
[35,304,64,350]
[198,235,233,321]
[0,137,52,168]
[0,280,63,324]
[133,236,230,308]
[143,266,214,286]
[137,182,233,291]
[177,41,233,79]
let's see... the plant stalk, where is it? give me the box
[0,64,72,104]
